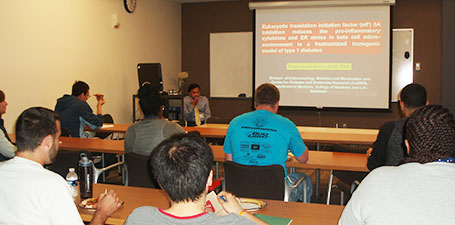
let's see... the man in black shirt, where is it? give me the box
[367,83,428,171]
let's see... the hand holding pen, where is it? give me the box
[217,191,268,225]
[217,191,245,215]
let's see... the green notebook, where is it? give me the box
[254,214,293,225]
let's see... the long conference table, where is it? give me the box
[79,183,345,225]
[93,123,379,145]
[10,134,369,204]
[58,136,368,205]
[56,137,368,173]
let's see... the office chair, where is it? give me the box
[95,114,115,139]
[92,159,128,185]
[124,152,159,188]
[223,161,307,202]
[46,126,86,177]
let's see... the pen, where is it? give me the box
[219,195,227,202]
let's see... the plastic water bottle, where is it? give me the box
[66,168,78,198]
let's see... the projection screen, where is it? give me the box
[251,0,395,109]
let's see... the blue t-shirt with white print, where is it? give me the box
[223,110,306,174]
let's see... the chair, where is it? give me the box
[48,127,126,183]
[327,144,368,205]
[95,114,115,139]
[92,159,128,185]
[223,161,307,202]
[46,126,84,177]
[47,150,92,178]
[61,126,72,137]
[124,152,159,188]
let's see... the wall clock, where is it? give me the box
[124,0,136,13]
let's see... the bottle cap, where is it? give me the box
[79,153,92,167]
[69,168,75,173]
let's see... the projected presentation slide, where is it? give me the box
[255,6,391,109]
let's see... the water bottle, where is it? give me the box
[66,168,78,198]
[79,153,93,199]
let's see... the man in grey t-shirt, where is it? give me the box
[125,84,184,156]
[125,134,265,225]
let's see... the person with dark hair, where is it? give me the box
[183,83,211,126]
[367,83,428,170]
[0,107,122,225]
[125,133,265,225]
[124,83,184,156]
[0,90,15,161]
[339,105,455,225]
[223,83,312,203]
[55,80,105,138]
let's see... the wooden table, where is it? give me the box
[93,123,378,145]
[55,137,367,205]
[187,123,379,145]
[78,183,344,225]
[210,145,368,172]
[9,135,125,154]
[59,137,125,154]
[211,145,368,205]
[88,124,131,133]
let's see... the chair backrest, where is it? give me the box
[95,114,114,139]
[224,161,285,200]
[46,150,92,178]
[61,126,72,137]
[125,152,159,189]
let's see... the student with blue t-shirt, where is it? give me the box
[223,83,312,202]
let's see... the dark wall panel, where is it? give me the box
[442,0,455,113]
[182,0,442,128]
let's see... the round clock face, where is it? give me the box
[124,0,136,13]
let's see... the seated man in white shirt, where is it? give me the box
[0,107,122,225]
[339,105,455,225]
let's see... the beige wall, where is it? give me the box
[0,0,181,131]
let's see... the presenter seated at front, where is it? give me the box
[0,107,122,225]
[183,83,211,126]
[0,90,16,161]
[223,83,312,203]
[339,105,455,225]
[125,133,266,225]
[55,80,105,138]
[125,83,185,156]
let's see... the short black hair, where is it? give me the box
[400,83,427,109]
[72,81,90,97]
[187,83,200,93]
[255,83,280,107]
[15,107,60,152]
[405,105,455,163]
[150,133,213,203]
[0,90,4,102]
[138,84,163,117]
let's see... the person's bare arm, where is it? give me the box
[217,191,267,225]
[225,153,233,161]
[295,146,309,163]
[95,94,105,115]
[89,190,122,225]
